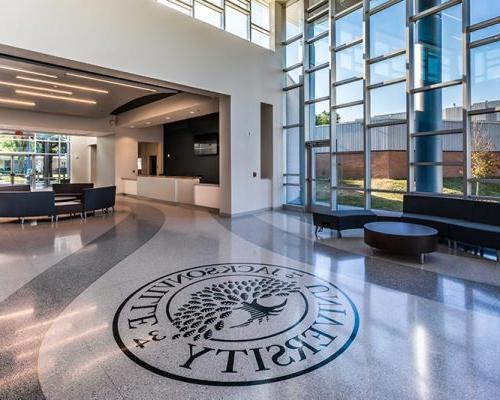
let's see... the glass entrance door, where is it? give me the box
[0,155,31,185]
[12,155,32,185]
[0,155,13,184]
[306,144,331,212]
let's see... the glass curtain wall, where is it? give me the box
[283,0,305,205]
[282,0,500,211]
[157,0,272,48]
[0,131,70,188]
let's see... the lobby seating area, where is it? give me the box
[313,194,500,261]
[0,183,116,223]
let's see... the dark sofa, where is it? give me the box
[82,186,116,217]
[401,194,500,258]
[0,184,31,192]
[52,183,93,197]
[0,191,56,222]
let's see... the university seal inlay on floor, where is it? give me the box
[113,263,359,386]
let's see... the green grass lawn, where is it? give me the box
[314,178,500,211]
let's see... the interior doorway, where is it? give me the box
[149,155,157,176]
[138,142,161,176]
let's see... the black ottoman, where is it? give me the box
[313,210,377,238]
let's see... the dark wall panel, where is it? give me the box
[163,113,219,184]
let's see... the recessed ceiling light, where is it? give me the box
[65,72,157,93]
[0,97,36,107]
[130,126,135,128]
[0,66,58,79]
[165,116,171,120]
[0,80,72,95]
[145,122,152,125]
[16,76,108,94]
[189,111,195,114]
[15,90,96,105]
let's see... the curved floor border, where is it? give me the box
[0,201,165,400]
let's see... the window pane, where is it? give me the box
[471,41,500,110]
[370,124,408,191]
[412,133,464,195]
[335,0,362,13]
[335,107,363,146]
[369,0,389,9]
[309,100,330,141]
[286,0,303,39]
[309,37,329,67]
[370,54,406,84]
[334,104,363,126]
[415,0,450,13]
[252,28,270,48]
[336,79,363,105]
[413,85,462,133]
[470,113,500,197]
[370,2,405,58]
[309,68,330,99]
[335,43,363,81]
[414,5,462,88]
[312,146,331,206]
[335,8,362,47]
[206,0,223,7]
[335,189,364,209]
[286,39,303,67]
[194,1,222,28]
[230,0,250,10]
[158,0,192,16]
[308,14,328,38]
[371,192,404,211]
[225,6,249,39]
[470,24,500,42]
[470,0,500,25]
[336,153,364,188]
[284,128,301,175]
[335,106,364,191]
[370,82,406,122]
[286,87,301,125]
[251,0,270,30]
[285,66,303,87]
[286,185,303,205]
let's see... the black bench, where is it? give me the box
[53,183,93,200]
[0,184,30,192]
[401,194,500,260]
[82,186,116,218]
[0,191,56,223]
[313,210,377,238]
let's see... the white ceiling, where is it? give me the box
[0,58,177,118]
[117,92,219,128]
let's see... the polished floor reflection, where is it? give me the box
[0,196,499,400]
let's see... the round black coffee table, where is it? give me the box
[364,222,438,264]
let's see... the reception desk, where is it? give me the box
[136,176,200,204]
[122,176,220,209]
[194,183,220,209]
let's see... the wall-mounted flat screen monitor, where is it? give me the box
[194,133,218,156]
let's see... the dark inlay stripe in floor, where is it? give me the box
[0,201,165,400]
[217,214,500,317]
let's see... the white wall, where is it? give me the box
[70,136,96,183]
[96,136,116,187]
[114,126,163,193]
[0,0,283,215]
